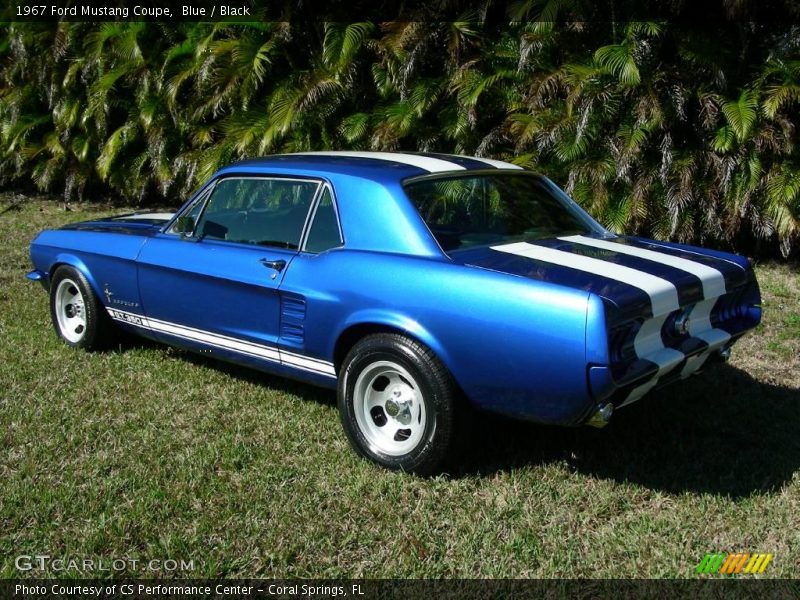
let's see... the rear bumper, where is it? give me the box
[588,336,739,410]
[587,276,761,416]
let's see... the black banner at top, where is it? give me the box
[3,0,800,23]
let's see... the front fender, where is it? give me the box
[49,253,104,297]
[30,229,147,312]
[29,236,104,299]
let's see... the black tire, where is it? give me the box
[338,333,457,475]
[49,265,115,351]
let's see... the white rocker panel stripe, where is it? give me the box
[291,151,466,173]
[558,235,727,298]
[106,308,335,377]
[279,350,337,376]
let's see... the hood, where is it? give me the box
[450,234,751,322]
[60,211,175,236]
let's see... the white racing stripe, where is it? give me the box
[107,308,335,377]
[492,241,683,403]
[557,235,733,382]
[559,235,727,298]
[620,347,685,407]
[491,242,680,315]
[118,212,175,221]
[680,298,731,378]
[636,238,746,271]
[467,156,524,170]
[491,241,730,407]
[619,315,684,407]
[291,151,466,173]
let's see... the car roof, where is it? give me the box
[218,151,524,183]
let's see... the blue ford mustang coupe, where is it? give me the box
[28,151,762,474]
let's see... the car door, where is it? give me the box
[135,175,320,363]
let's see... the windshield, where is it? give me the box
[404,173,599,253]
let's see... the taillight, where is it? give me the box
[608,320,639,363]
[714,288,745,322]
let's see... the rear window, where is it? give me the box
[403,173,593,252]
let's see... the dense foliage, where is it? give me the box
[1,13,799,256]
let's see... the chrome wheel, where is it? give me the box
[54,278,87,343]
[339,334,457,474]
[353,360,428,456]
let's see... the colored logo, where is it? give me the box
[696,552,773,574]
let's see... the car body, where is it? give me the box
[28,151,762,473]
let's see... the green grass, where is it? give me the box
[0,193,798,579]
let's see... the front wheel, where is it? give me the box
[49,265,115,350]
[338,334,457,475]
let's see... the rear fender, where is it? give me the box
[338,309,453,372]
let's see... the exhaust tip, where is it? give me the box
[719,346,732,361]
[586,403,614,428]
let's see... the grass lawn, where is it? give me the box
[0,193,798,579]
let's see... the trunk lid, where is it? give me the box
[449,234,751,322]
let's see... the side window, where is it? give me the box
[304,187,343,253]
[194,178,319,249]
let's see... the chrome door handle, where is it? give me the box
[259,258,287,272]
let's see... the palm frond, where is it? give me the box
[721,89,758,141]
[594,42,640,86]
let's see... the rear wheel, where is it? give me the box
[338,334,457,475]
[49,266,115,350]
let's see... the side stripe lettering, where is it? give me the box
[106,308,335,377]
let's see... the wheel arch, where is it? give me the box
[332,312,454,377]
[49,254,104,301]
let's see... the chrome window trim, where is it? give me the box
[297,182,326,251]
[163,180,218,236]
[299,183,345,254]
[167,174,324,247]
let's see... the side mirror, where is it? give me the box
[173,216,195,236]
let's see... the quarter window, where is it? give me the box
[304,187,343,253]
[194,178,319,249]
